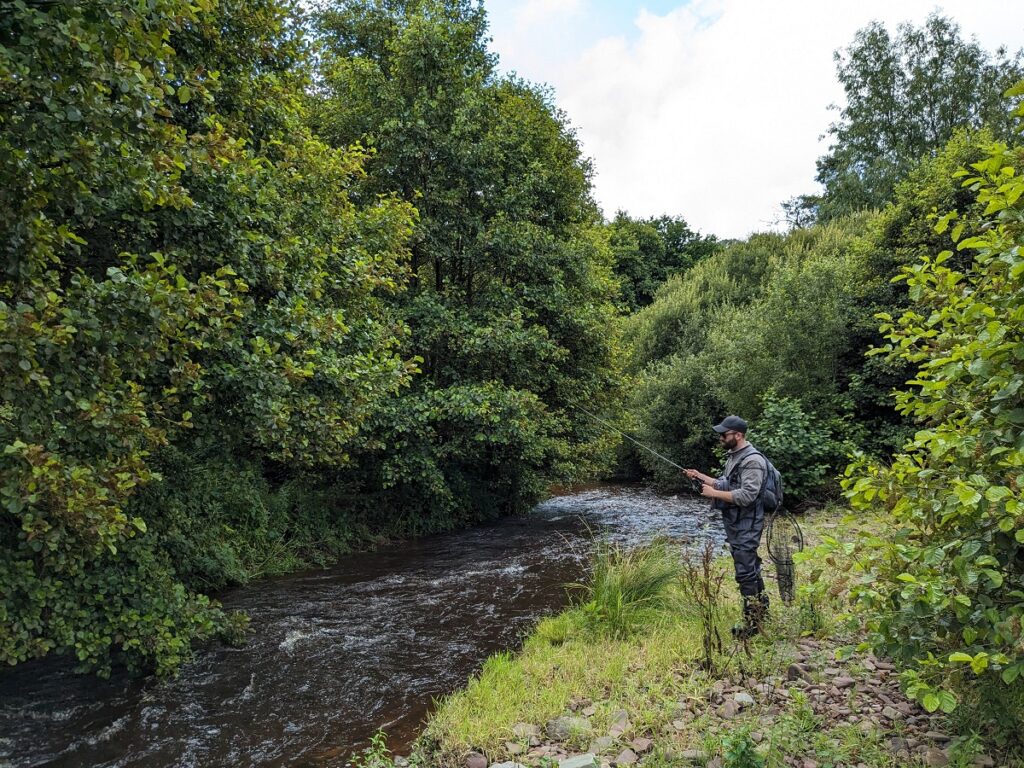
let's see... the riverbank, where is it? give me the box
[399,507,1005,768]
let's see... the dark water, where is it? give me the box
[0,485,723,768]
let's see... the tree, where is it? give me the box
[606,212,718,311]
[0,0,414,674]
[312,0,622,521]
[814,13,1023,221]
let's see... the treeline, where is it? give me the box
[0,0,626,675]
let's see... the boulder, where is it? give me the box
[560,754,599,768]
[734,691,755,708]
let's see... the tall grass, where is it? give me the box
[573,536,684,639]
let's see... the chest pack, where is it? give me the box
[728,448,784,512]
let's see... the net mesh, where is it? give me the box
[765,508,803,603]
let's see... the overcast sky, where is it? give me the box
[482,0,1024,239]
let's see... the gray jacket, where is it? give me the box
[713,444,768,509]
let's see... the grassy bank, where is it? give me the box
[388,508,1014,768]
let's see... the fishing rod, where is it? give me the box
[572,404,690,474]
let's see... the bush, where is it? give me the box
[842,107,1024,724]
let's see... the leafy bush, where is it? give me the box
[749,393,842,504]
[843,100,1024,720]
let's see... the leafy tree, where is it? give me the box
[843,100,1024,717]
[606,212,718,311]
[814,13,1023,221]
[0,0,414,674]
[313,0,622,520]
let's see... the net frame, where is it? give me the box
[765,508,803,603]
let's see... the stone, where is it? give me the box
[671,720,687,731]
[679,749,706,761]
[512,723,540,740]
[786,664,813,684]
[802,760,819,768]
[505,742,524,756]
[923,747,949,767]
[887,737,909,754]
[613,748,638,765]
[610,710,630,727]
[466,753,488,768]
[922,731,950,743]
[706,758,723,768]
[583,705,598,717]
[834,677,856,689]
[588,737,614,754]
[881,706,901,721]
[973,755,995,768]
[734,691,755,708]
[490,763,527,768]
[548,717,591,741]
[560,754,599,768]
[718,700,740,719]
[629,737,652,754]
[750,731,763,744]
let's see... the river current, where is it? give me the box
[0,485,723,768]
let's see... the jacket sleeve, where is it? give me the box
[731,456,767,508]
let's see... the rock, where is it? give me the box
[490,763,527,768]
[706,758,723,768]
[888,737,909,754]
[750,731,763,744]
[718,700,740,719]
[922,731,950,743]
[858,719,876,734]
[923,747,949,767]
[734,691,755,708]
[548,717,591,741]
[466,753,488,768]
[610,710,630,727]
[583,705,597,717]
[786,664,813,684]
[973,755,995,768]
[679,749,706,761]
[629,737,652,754]
[881,706,901,721]
[802,760,819,768]
[560,754,599,768]
[512,723,540,740]
[834,677,856,689]
[670,720,687,731]
[505,742,524,756]
[588,737,614,754]
[613,748,638,765]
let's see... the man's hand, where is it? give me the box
[684,468,712,485]
[700,483,716,498]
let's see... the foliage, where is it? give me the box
[0,0,414,674]
[571,537,683,640]
[842,105,1024,718]
[748,394,840,503]
[814,13,1024,221]
[312,0,624,521]
[721,727,765,768]
[605,212,719,311]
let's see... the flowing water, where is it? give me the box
[0,485,723,768]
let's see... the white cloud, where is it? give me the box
[488,0,1024,239]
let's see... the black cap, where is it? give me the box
[712,415,748,434]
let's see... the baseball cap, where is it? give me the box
[712,415,748,434]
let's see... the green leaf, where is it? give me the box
[177,85,192,104]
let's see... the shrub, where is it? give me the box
[843,100,1024,723]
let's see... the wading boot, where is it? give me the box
[731,593,769,640]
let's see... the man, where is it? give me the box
[685,415,770,638]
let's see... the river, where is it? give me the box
[0,485,723,768]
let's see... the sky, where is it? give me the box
[482,0,1024,239]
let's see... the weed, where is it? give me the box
[678,539,728,673]
[348,730,393,768]
[721,727,764,768]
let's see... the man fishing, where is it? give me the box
[685,415,770,639]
